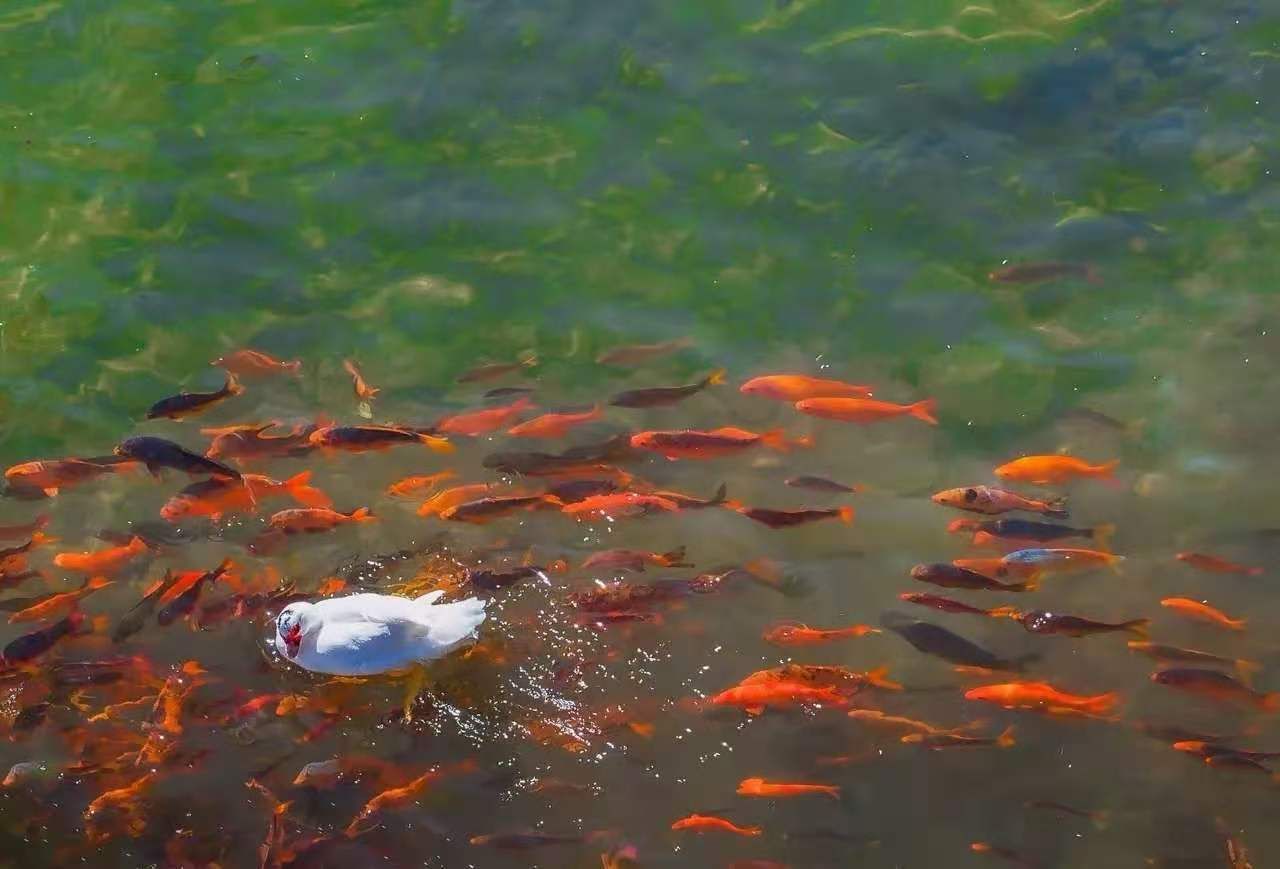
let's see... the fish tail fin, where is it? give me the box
[1122,619,1151,638]
[284,471,333,509]
[1044,496,1069,519]
[286,360,303,375]
[837,506,855,525]
[1090,523,1116,553]
[996,726,1017,748]
[909,398,939,426]
[84,576,113,592]
[659,546,689,567]
[865,666,903,692]
[825,785,842,800]
[704,368,727,387]
[348,507,377,523]
[1108,555,1126,575]
[224,372,245,396]
[758,429,794,453]
[418,433,455,454]
[1263,693,1280,713]
[791,434,815,449]
[541,495,565,508]
[705,482,729,506]
[1235,659,1262,683]
[1088,692,1121,714]
[1095,460,1123,488]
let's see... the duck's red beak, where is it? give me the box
[283,624,302,658]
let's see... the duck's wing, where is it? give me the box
[311,618,392,658]
[313,593,426,625]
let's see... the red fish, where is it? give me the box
[386,470,457,498]
[711,680,848,715]
[5,458,131,497]
[508,406,603,438]
[211,349,301,377]
[1151,668,1279,710]
[342,358,380,401]
[898,592,1005,617]
[9,576,112,624]
[965,681,1119,715]
[671,814,761,836]
[995,454,1118,486]
[736,777,840,799]
[54,537,148,576]
[581,547,691,572]
[1176,552,1262,576]
[437,398,535,436]
[160,471,330,522]
[630,427,807,460]
[203,421,318,461]
[250,508,375,552]
[795,397,937,425]
[729,505,853,528]
[562,493,679,519]
[740,374,872,402]
[762,623,877,645]
[1160,597,1245,631]
[0,515,49,542]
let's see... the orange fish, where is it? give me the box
[508,406,603,438]
[160,471,330,522]
[1176,552,1262,576]
[342,358,380,401]
[203,421,318,462]
[994,455,1118,485]
[562,492,679,519]
[439,494,556,524]
[847,709,980,737]
[54,537,148,576]
[5,458,132,497]
[437,397,535,436]
[211,349,301,377]
[736,777,840,799]
[263,507,375,535]
[739,664,901,694]
[932,486,1067,518]
[309,424,452,454]
[1160,597,1246,631]
[344,761,474,837]
[762,623,878,645]
[9,576,112,624]
[386,470,457,498]
[711,680,848,715]
[630,427,807,460]
[903,726,1017,750]
[418,483,501,517]
[581,547,691,572]
[739,375,872,402]
[670,814,762,836]
[965,681,1119,715]
[84,771,156,843]
[795,396,937,426]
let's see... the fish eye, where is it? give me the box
[963,488,977,502]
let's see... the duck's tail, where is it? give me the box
[423,595,487,648]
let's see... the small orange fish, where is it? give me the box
[386,470,458,498]
[736,777,840,799]
[970,841,1036,867]
[994,455,1118,485]
[84,771,156,843]
[965,681,1119,715]
[437,397,535,436]
[342,358,380,401]
[562,492,679,519]
[795,396,937,426]
[630,427,807,460]
[211,349,301,377]
[5,458,132,497]
[54,536,148,576]
[903,726,1017,750]
[932,486,1067,518]
[1160,597,1246,631]
[418,483,501,517]
[456,356,537,383]
[739,374,872,402]
[581,547,691,572]
[264,507,375,535]
[847,709,980,737]
[670,814,762,836]
[712,680,848,715]
[344,761,474,838]
[1176,552,1262,576]
[9,576,112,624]
[160,470,330,522]
[508,406,603,438]
[762,623,878,646]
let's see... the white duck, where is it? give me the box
[274,590,486,676]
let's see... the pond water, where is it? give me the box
[0,0,1278,866]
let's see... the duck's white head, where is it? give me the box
[275,602,315,658]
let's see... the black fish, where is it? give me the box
[12,702,51,733]
[543,479,620,504]
[146,374,243,420]
[3,612,83,665]
[115,436,241,480]
[609,370,725,408]
[113,569,183,642]
[468,566,546,591]
[483,386,536,399]
[156,560,232,626]
[974,519,1106,544]
[880,611,1029,671]
[484,435,636,476]
[785,475,858,494]
[910,563,1032,592]
[100,522,197,548]
[1015,610,1148,637]
[734,505,851,528]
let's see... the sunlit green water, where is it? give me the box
[1,0,1279,866]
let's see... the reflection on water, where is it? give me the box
[0,0,1278,865]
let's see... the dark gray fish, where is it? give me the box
[456,357,537,383]
[880,611,1029,671]
[483,386,536,399]
[1060,407,1128,431]
[609,369,725,408]
[146,374,243,420]
[543,479,620,504]
[113,569,183,643]
[785,475,859,494]
[115,436,241,480]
